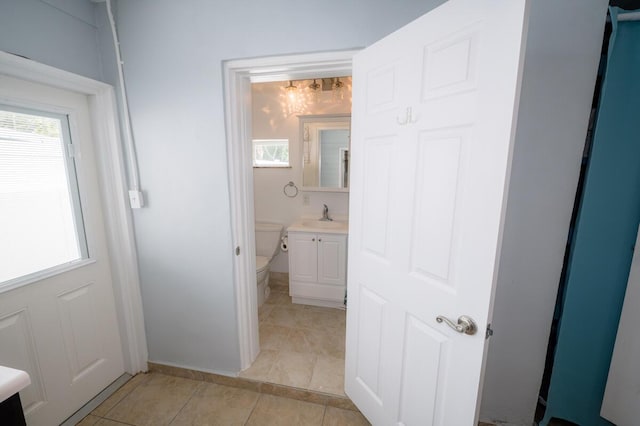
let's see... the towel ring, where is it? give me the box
[283,181,299,198]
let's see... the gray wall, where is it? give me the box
[0,0,102,81]
[1,0,608,423]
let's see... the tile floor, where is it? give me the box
[240,273,347,396]
[75,372,369,426]
[75,273,362,425]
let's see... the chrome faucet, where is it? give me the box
[320,204,333,221]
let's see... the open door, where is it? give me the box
[345,0,529,424]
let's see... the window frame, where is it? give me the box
[252,138,291,168]
[0,104,90,288]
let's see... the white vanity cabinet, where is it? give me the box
[288,230,347,309]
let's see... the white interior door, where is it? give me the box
[345,1,529,424]
[0,76,125,425]
[601,224,640,426]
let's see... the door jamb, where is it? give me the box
[223,50,358,369]
[0,51,148,374]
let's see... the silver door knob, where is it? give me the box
[436,315,478,335]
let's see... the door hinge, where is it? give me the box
[67,144,76,158]
[486,324,494,340]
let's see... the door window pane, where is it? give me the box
[0,107,88,285]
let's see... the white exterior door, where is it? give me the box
[601,225,640,425]
[0,76,125,425]
[345,1,529,424]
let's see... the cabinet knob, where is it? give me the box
[319,238,322,242]
[312,238,315,242]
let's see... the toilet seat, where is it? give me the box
[256,255,269,273]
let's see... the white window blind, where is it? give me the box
[0,107,87,285]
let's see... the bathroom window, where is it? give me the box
[252,139,289,167]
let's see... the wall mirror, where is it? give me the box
[299,114,351,192]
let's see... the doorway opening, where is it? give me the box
[223,51,357,393]
[243,78,352,394]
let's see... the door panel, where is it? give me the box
[289,232,318,282]
[398,315,449,426]
[0,309,46,416]
[0,76,124,425]
[317,234,346,285]
[346,1,529,424]
[58,283,105,381]
[361,137,395,260]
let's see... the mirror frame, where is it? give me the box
[298,113,351,192]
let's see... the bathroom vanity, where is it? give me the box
[287,220,348,309]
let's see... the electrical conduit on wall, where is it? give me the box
[105,0,144,208]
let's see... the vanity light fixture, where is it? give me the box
[285,80,301,114]
[308,79,321,104]
[284,77,349,112]
[285,80,298,102]
[333,77,345,101]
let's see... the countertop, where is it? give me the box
[287,219,349,235]
[0,366,30,403]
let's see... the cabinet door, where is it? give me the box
[317,234,347,285]
[289,232,318,282]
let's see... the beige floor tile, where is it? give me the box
[92,373,150,417]
[250,273,347,396]
[309,355,345,396]
[239,349,278,381]
[267,351,317,389]
[280,328,315,354]
[95,419,135,426]
[170,382,259,425]
[265,306,299,327]
[322,406,370,426]
[282,328,345,359]
[104,373,200,425]
[258,304,274,322]
[75,414,100,425]
[259,323,292,351]
[246,394,325,426]
[269,279,289,293]
[296,308,345,331]
[265,292,292,306]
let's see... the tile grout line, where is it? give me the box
[167,380,204,425]
[243,391,264,425]
[320,404,328,426]
[96,375,149,421]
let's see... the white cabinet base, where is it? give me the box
[288,230,347,308]
[292,297,345,310]
[290,280,346,309]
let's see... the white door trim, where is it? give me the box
[223,50,358,369]
[0,51,148,374]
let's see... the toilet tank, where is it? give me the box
[255,222,283,258]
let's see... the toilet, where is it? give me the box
[255,221,284,307]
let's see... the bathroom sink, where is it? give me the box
[288,219,349,234]
[301,220,345,229]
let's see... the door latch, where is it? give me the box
[486,324,494,339]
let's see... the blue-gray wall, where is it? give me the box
[0,0,102,81]
[111,0,443,375]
